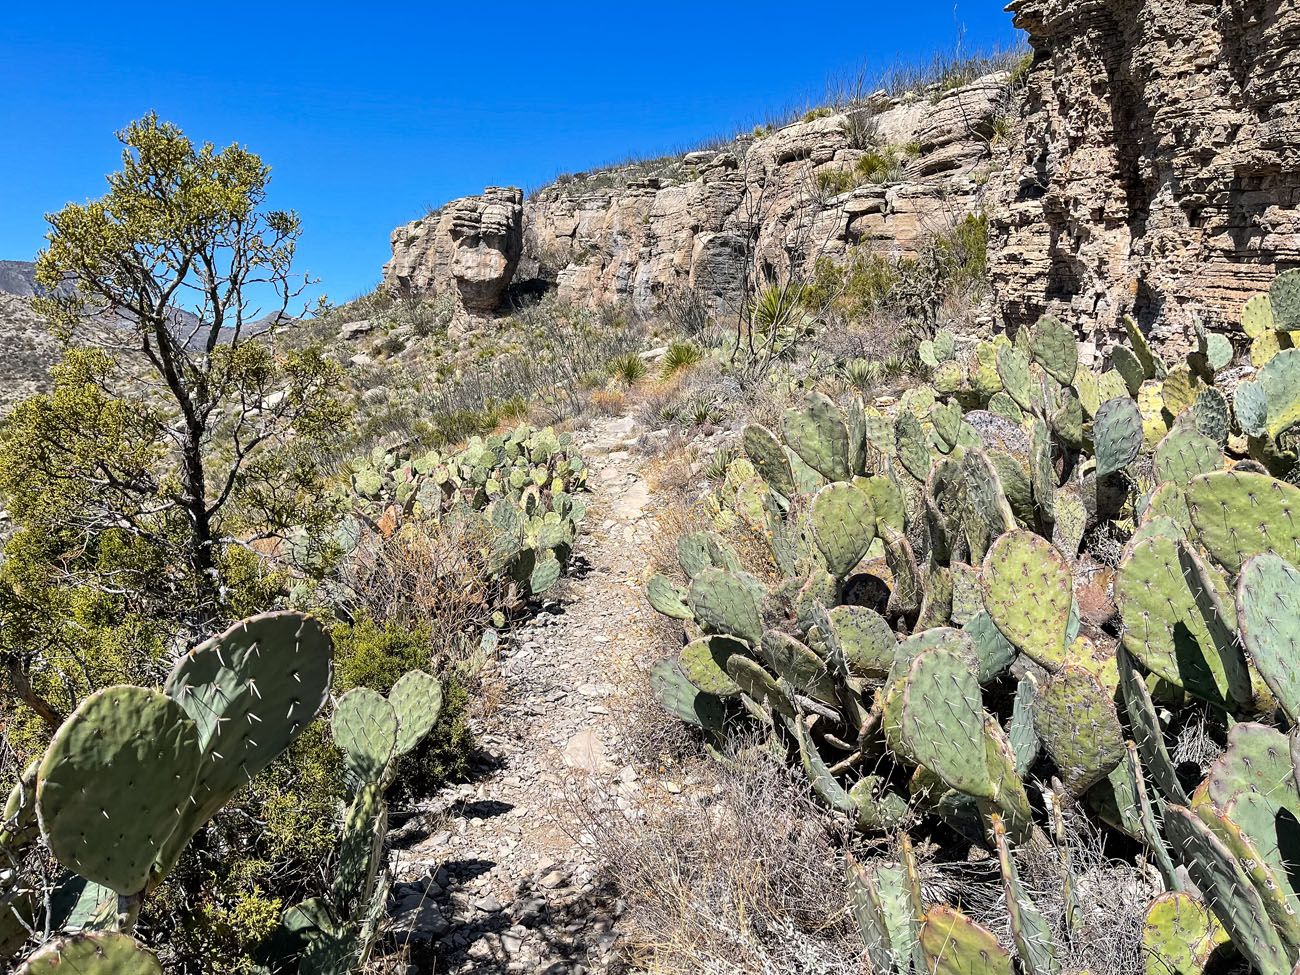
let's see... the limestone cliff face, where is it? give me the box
[383,77,1009,315]
[991,0,1300,352]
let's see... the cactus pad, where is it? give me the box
[1203,723,1299,815]
[895,412,933,483]
[849,860,920,975]
[37,685,200,896]
[1235,379,1269,438]
[16,933,163,974]
[388,669,443,759]
[646,574,692,620]
[1154,427,1222,484]
[1271,268,1300,329]
[688,568,763,646]
[680,637,746,697]
[992,816,1059,975]
[828,605,897,677]
[1190,387,1231,447]
[331,687,398,783]
[761,631,838,704]
[981,530,1072,672]
[676,531,739,579]
[1236,554,1300,723]
[1117,649,1188,806]
[742,423,796,499]
[782,392,852,482]
[726,655,792,718]
[1186,470,1300,573]
[1094,397,1144,477]
[1244,293,1277,338]
[810,481,877,578]
[1111,344,1146,395]
[962,611,1018,682]
[1031,314,1078,386]
[1142,893,1229,975]
[1032,665,1125,793]
[1114,533,1251,708]
[899,646,991,799]
[918,904,1013,975]
[1258,347,1300,439]
[163,611,332,864]
[649,660,725,730]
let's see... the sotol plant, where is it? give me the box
[647,270,1300,973]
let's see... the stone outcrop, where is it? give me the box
[385,187,524,312]
[383,78,1010,316]
[991,0,1300,352]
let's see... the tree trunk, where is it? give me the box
[180,420,221,612]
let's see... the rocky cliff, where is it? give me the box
[384,0,1300,352]
[384,76,1012,316]
[991,0,1300,351]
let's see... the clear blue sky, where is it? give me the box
[0,2,1020,304]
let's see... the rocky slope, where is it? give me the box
[384,76,1011,316]
[385,0,1300,355]
[991,0,1300,353]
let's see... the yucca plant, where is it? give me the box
[660,340,705,379]
[610,352,648,384]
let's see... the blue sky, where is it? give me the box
[0,2,1021,304]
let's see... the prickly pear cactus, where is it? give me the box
[1186,471,1300,573]
[1142,893,1229,975]
[37,685,202,896]
[1236,554,1300,723]
[16,933,163,974]
[919,904,1013,975]
[1093,397,1143,477]
[981,531,1072,671]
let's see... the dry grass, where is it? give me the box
[642,444,700,499]
[573,737,862,975]
[590,388,628,416]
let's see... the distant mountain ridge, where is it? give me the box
[0,260,43,297]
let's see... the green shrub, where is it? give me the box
[611,352,649,384]
[815,168,855,198]
[661,340,705,378]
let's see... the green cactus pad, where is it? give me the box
[1258,347,1300,439]
[981,530,1072,672]
[895,412,933,483]
[1114,533,1251,708]
[1,761,38,853]
[37,686,200,896]
[855,475,906,534]
[162,612,332,867]
[1030,314,1077,386]
[1117,649,1188,806]
[1032,665,1125,793]
[1244,292,1277,338]
[688,568,763,646]
[962,611,1017,682]
[1223,791,1300,927]
[1203,722,1300,816]
[992,816,1058,975]
[530,550,563,592]
[388,670,444,759]
[1154,426,1222,484]
[828,605,896,677]
[1051,490,1087,559]
[984,716,1036,842]
[761,632,838,704]
[988,390,1025,423]
[726,655,792,718]
[930,400,963,453]
[1252,329,1292,367]
[1030,418,1057,522]
[1142,893,1229,975]
[1237,554,1300,722]
[1194,799,1300,955]
[1008,675,1039,776]
[900,646,991,799]
[649,660,726,730]
[919,904,1012,975]
[849,859,920,975]
[1162,365,1201,418]
[742,423,796,499]
[1271,269,1300,328]
[1094,397,1144,477]
[810,481,877,578]
[961,449,1017,560]
[1235,378,1269,438]
[1190,387,1231,447]
[1125,744,1182,891]
[1123,315,1164,380]
[1186,470,1300,573]
[680,636,746,697]
[782,392,851,482]
[1110,344,1145,396]
[883,527,923,618]
[646,574,692,620]
[331,688,398,783]
[16,933,163,975]
[676,531,740,579]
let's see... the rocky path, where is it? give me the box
[386,414,663,974]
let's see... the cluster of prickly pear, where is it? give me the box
[336,424,589,595]
[0,613,332,967]
[646,270,1300,973]
[281,670,443,974]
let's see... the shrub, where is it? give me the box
[611,352,649,384]
[660,340,705,378]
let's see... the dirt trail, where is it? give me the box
[387,414,665,974]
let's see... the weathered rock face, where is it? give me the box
[383,78,1010,316]
[991,0,1300,352]
[385,187,524,312]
